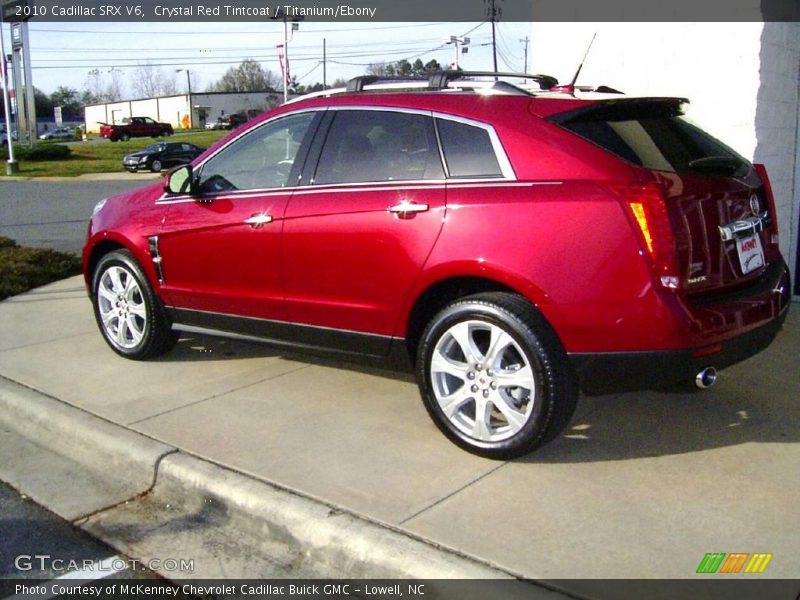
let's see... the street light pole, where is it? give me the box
[0,20,18,174]
[271,9,302,104]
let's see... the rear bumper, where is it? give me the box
[571,262,791,394]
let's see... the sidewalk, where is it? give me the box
[1,276,798,585]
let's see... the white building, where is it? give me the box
[84,91,282,133]
[530,22,800,298]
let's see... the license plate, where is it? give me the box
[735,233,765,274]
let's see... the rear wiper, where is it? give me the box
[687,156,743,176]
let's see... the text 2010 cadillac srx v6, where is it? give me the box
[83,72,791,458]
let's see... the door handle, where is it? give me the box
[244,213,273,229]
[388,201,429,218]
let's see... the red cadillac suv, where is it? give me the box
[83,72,791,458]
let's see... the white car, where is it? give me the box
[39,127,74,140]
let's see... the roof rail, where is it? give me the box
[427,70,559,90]
[346,75,426,93]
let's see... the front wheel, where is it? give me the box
[150,159,162,172]
[92,250,178,359]
[416,292,578,459]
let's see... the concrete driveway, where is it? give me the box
[0,276,798,585]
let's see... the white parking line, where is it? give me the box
[6,555,127,600]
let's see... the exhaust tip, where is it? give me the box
[695,367,718,389]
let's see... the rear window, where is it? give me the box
[556,101,749,177]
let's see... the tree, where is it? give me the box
[368,59,443,78]
[84,69,124,103]
[366,62,389,76]
[293,82,324,95]
[130,64,179,98]
[105,69,123,102]
[33,88,54,119]
[50,86,81,119]
[211,59,278,92]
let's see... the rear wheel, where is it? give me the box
[416,292,578,459]
[92,250,178,359]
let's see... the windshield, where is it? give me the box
[145,143,166,153]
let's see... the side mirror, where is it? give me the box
[164,164,194,195]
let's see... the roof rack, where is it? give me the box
[427,70,559,91]
[347,75,426,93]
[284,71,563,105]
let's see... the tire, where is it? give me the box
[416,292,578,459]
[91,250,178,360]
[150,159,162,173]
[120,133,130,142]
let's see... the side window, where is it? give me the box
[197,112,315,194]
[436,119,503,178]
[313,110,443,185]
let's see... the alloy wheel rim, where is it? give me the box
[97,266,147,350]
[430,319,536,442]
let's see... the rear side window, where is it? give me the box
[557,102,749,177]
[313,110,443,184]
[436,119,503,178]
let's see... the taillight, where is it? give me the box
[606,182,680,291]
[753,163,780,247]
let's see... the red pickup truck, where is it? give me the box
[99,117,174,142]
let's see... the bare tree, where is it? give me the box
[84,69,105,101]
[366,62,389,76]
[212,59,278,92]
[105,69,124,101]
[84,68,124,103]
[131,64,180,98]
[160,72,179,96]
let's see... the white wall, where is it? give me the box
[192,92,277,125]
[531,22,799,292]
[84,92,279,133]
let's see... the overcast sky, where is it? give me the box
[6,20,535,96]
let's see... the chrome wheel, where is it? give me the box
[96,265,147,350]
[430,319,536,443]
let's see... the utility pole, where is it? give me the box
[484,0,502,74]
[176,69,192,128]
[322,38,326,90]
[520,36,529,73]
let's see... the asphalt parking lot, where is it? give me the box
[0,274,798,586]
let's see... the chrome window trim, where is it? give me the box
[158,179,560,205]
[159,103,518,204]
[432,113,517,180]
[174,107,328,186]
[314,105,517,182]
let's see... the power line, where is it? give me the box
[27,22,449,35]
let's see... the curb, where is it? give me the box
[0,173,162,182]
[0,377,174,496]
[0,376,522,581]
[145,452,512,579]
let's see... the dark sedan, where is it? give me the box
[123,142,204,173]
